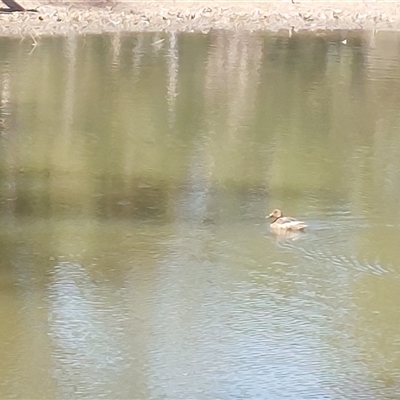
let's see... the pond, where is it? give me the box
[0,30,400,399]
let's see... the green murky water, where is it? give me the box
[1,30,400,399]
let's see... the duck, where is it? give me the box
[267,209,307,232]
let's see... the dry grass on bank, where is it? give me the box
[1,2,400,36]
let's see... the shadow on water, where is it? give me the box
[0,30,400,399]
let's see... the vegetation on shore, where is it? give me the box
[1,2,400,36]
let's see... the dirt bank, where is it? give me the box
[1,2,400,37]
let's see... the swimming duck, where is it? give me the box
[267,209,307,231]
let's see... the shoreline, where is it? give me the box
[1,2,400,37]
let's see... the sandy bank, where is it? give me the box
[1,2,400,37]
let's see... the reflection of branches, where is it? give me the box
[132,33,144,77]
[62,35,77,139]
[204,31,263,134]
[111,33,121,66]
[1,69,18,222]
[166,32,179,129]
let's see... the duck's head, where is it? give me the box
[267,209,283,219]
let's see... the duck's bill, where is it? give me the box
[266,213,273,218]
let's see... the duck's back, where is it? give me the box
[272,217,307,231]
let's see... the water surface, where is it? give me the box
[0,30,400,399]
